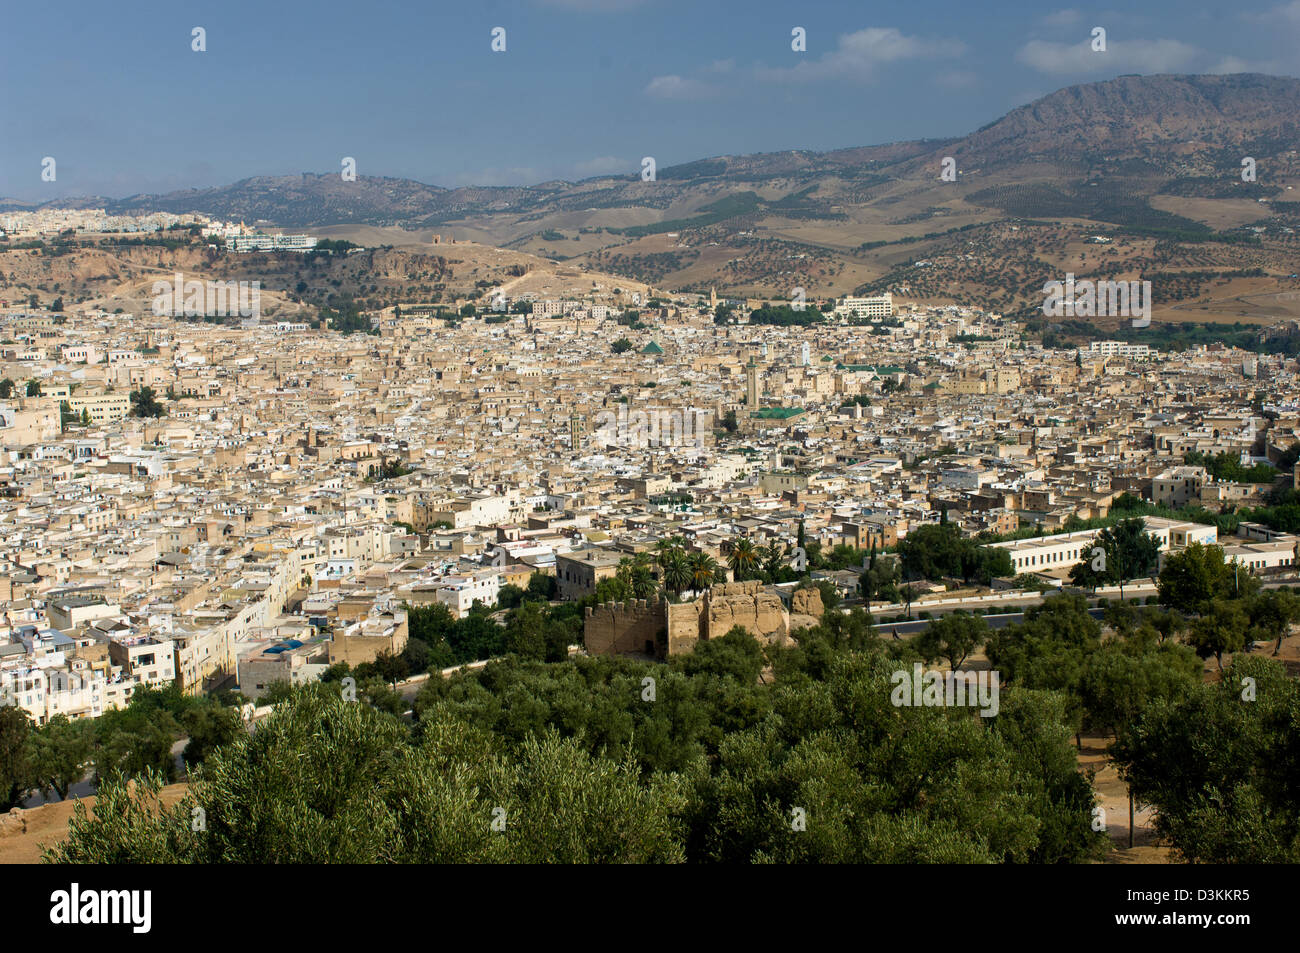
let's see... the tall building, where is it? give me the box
[569,411,584,452]
[746,358,759,411]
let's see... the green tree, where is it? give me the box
[728,537,760,581]
[1157,542,1253,615]
[0,378,14,399]
[525,572,557,602]
[180,703,245,768]
[30,715,94,801]
[687,552,719,592]
[914,612,987,669]
[657,545,692,597]
[0,706,35,810]
[129,386,166,418]
[615,553,659,599]
[46,685,686,864]
[1245,587,1300,656]
[1188,598,1248,671]
[497,584,525,610]
[1113,655,1300,862]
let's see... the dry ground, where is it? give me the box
[0,783,189,865]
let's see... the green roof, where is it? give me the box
[751,407,805,420]
[641,340,664,354]
[837,363,905,375]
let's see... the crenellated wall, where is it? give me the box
[583,598,666,657]
[584,581,803,658]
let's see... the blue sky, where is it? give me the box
[3,0,1299,200]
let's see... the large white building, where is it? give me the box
[228,233,317,253]
[990,516,1219,576]
[840,293,894,319]
[1087,340,1152,359]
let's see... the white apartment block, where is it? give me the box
[840,293,894,319]
[1088,341,1152,359]
[990,517,1218,575]
[228,233,317,253]
[0,665,106,723]
[435,569,502,618]
[1222,539,1299,572]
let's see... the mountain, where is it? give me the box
[9,73,1300,316]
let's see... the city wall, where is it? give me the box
[585,580,796,658]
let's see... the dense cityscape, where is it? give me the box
[1,5,1296,928]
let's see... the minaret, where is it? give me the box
[710,287,717,311]
[569,411,583,452]
[746,358,759,411]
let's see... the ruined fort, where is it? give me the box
[583,581,824,658]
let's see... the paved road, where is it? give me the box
[874,607,1107,639]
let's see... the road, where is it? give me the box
[873,607,1108,639]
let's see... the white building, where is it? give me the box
[228,234,317,253]
[0,665,106,724]
[840,293,894,319]
[990,517,1218,576]
[1087,341,1152,359]
[435,569,502,618]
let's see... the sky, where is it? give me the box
[2,0,1299,201]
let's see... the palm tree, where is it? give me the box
[659,547,692,597]
[728,537,760,581]
[616,554,659,600]
[688,552,719,593]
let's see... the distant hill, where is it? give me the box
[10,73,1300,314]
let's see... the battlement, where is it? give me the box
[584,598,667,657]
[583,581,798,658]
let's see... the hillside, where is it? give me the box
[6,73,1300,318]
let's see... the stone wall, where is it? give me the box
[584,598,666,657]
[666,600,705,655]
[585,582,799,658]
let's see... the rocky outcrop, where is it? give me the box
[791,586,824,618]
[704,581,789,645]
[0,809,28,838]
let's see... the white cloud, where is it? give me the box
[1016,37,1201,75]
[758,27,966,84]
[644,74,716,99]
